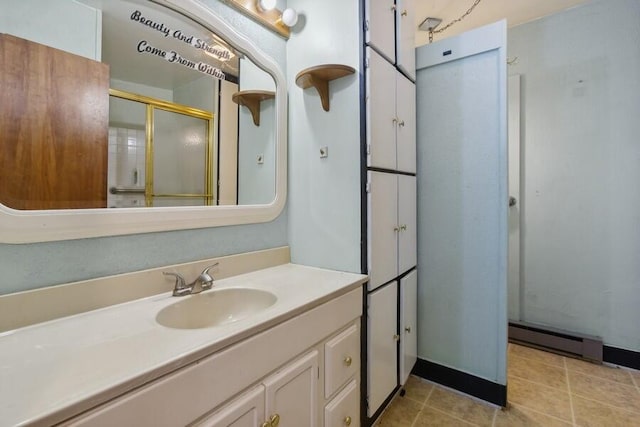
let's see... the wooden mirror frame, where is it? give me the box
[0,0,287,243]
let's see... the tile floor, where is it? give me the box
[374,343,640,426]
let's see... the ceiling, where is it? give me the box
[414,0,593,46]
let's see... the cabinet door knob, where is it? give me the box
[390,5,397,11]
[400,224,407,231]
[344,356,353,367]
[401,10,408,17]
[405,326,411,333]
[394,226,400,232]
[270,414,280,427]
[393,334,401,341]
[344,415,352,426]
[398,120,405,127]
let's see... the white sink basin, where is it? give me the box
[156,288,277,329]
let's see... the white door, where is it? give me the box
[264,351,319,427]
[415,21,508,383]
[395,73,416,174]
[400,270,417,385]
[367,282,398,417]
[364,0,395,63]
[397,175,417,274]
[366,47,396,171]
[196,385,265,427]
[367,171,398,291]
[395,0,416,79]
[508,74,521,321]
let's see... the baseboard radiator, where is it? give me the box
[508,321,603,363]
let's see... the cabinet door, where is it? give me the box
[366,48,397,171]
[395,74,416,174]
[324,380,359,427]
[399,270,418,385]
[395,0,416,79]
[196,385,265,427]
[364,0,395,63]
[397,175,417,274]
[368,171,398,291]
[264,350,319,427]
[367,282,398,417]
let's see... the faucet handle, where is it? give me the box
[163,272,190,296]
[199,263,219,290]
[201,262,219,275]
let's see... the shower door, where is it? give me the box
[152,109,212,206]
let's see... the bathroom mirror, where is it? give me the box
[0,0,286,243]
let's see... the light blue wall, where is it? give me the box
[286,0,362,273]
[0,0,288,295]
[509,0,640,352]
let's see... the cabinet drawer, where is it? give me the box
[324,323,359,398]
[324,380,358,427]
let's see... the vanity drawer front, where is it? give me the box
[324,379,358,427]
[324,323,359,398]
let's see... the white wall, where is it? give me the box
[0,0,101,60]
[286,0,362,273]
[509,0,640,351]
[238,58,277,205]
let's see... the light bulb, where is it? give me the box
[258,0,276,11]
[281,8,298,27]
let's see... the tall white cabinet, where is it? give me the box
[363,0,417,422]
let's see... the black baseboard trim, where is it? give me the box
[412,358,507,407]
[603,346,640,370]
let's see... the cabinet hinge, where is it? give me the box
[366,143,371,155]
[364,20,369,32]
[318,367,320,379]
[365,57,370,69]
[366,181,371,193]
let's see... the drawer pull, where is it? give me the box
[344,356,353,367]
[344,415,352,426]
[270,414,280,427]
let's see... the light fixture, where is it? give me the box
[258,0,276,12]
[419,17,442,32]
[280,8,298,28]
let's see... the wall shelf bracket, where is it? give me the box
[232,90,275,126]
[295,64,356,111]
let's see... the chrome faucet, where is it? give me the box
[163,263,219,297]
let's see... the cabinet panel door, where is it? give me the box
[367,282,398,417]
[366,47,397,171]
[364,0,395,63]
[324,323,359,399]
[395,0,416,79]
[368,172,398,291]
[396,74,416,174]
[264,350,319,427]
[324,380,359,427]
[196,385,265,427]
[398,175,417,274]
[400,270,418,385]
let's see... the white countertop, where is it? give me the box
[0,263,367,426]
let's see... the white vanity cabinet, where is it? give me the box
[199,351,319,427]
[367,171,417,291]
[62,288,362,427]
[366,47,416,174]
[364,0,416,79]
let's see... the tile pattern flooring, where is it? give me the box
[374,343,640,426]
